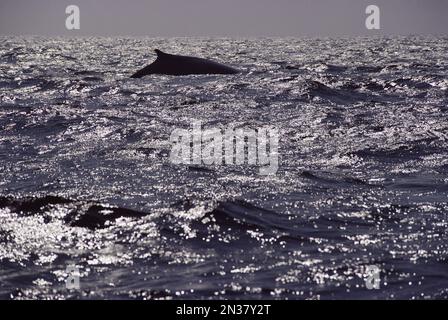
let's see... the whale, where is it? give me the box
[131,49,240,78]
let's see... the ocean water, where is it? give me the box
[0,36,448,300]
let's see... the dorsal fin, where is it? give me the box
[154,49,169,58]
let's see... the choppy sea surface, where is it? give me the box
[1,36,448,300]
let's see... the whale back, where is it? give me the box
[131,49,239,78]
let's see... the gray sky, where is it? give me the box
[0,0,447,37]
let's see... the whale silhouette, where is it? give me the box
[131,49,240,78]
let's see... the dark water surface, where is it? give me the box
[1,36,448,299]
